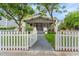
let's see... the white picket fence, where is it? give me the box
[0,30,37,51]
[55,31,79,51]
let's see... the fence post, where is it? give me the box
[66,31,69,51]
[27,31,29,50]
[60,31,62,51]
[78,32,79,51]
[24,32,26,50]
[63,31,65,51]
[2,31,5,50]
[55,31,57,51]
[75,31,76,51]
[57,32,60,51]
[0,31,1,50]
[72,31,74,51]
[69,31,71,51]
[5,31,7,50]
[29,31,31,48]
[14,31,16,50]
[22,31,24,50]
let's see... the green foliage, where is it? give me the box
[0,26,16,30]
[58,23,66,30]
[64,11,79,30]
[74,22,79,27]
[37,3,59,18]
[45,32,55,48]
[25,24,33,31]
[36,3,66,19]
[0,4,34,31]
[74,22,79,29]
[0,4,34,20]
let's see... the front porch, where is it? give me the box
[24,15,56,33]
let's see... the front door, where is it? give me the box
[36,23,43,31]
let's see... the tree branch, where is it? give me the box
[3,8,19,26]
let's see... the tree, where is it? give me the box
[36,3,66,31]
[0,3,34,31]
[63,11,79,30]
[37,4,65,19]
[58,23,66,30]
[74,22,79,29]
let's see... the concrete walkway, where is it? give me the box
[29,31,53,51]
[1,51,79,56]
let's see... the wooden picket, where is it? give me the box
[0,30,37,51]
[55,31,79,51]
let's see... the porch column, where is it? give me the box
[43,27,47,34]
[33,27,37,31]
[54,20,58,32]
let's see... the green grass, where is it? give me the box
[45,32,55,49]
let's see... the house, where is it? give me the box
[24,15,58,33]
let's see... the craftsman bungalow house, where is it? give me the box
[24,15,58,33]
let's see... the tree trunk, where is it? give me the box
[50,12,55,32]
[18,21,22,31]
[18,25,22,31]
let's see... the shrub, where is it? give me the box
[58,23,66,30]
[25,24,33,31]
[0,26,16,30]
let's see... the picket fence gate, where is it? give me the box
[0,30,37,51]
[55,31,79,51]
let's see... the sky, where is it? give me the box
[0,3,79,26]
[31,3,79,20]
[53,3,79,20]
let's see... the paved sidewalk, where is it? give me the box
[0,51,57,56]
[1,51,79,56]
[54,52,79,56]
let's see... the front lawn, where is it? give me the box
[45,32,55,49]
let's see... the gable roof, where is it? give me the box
[24,15,58,24]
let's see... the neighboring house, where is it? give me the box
[24,15,58,33]
[0,16,18,31]
[0,17,17,26]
